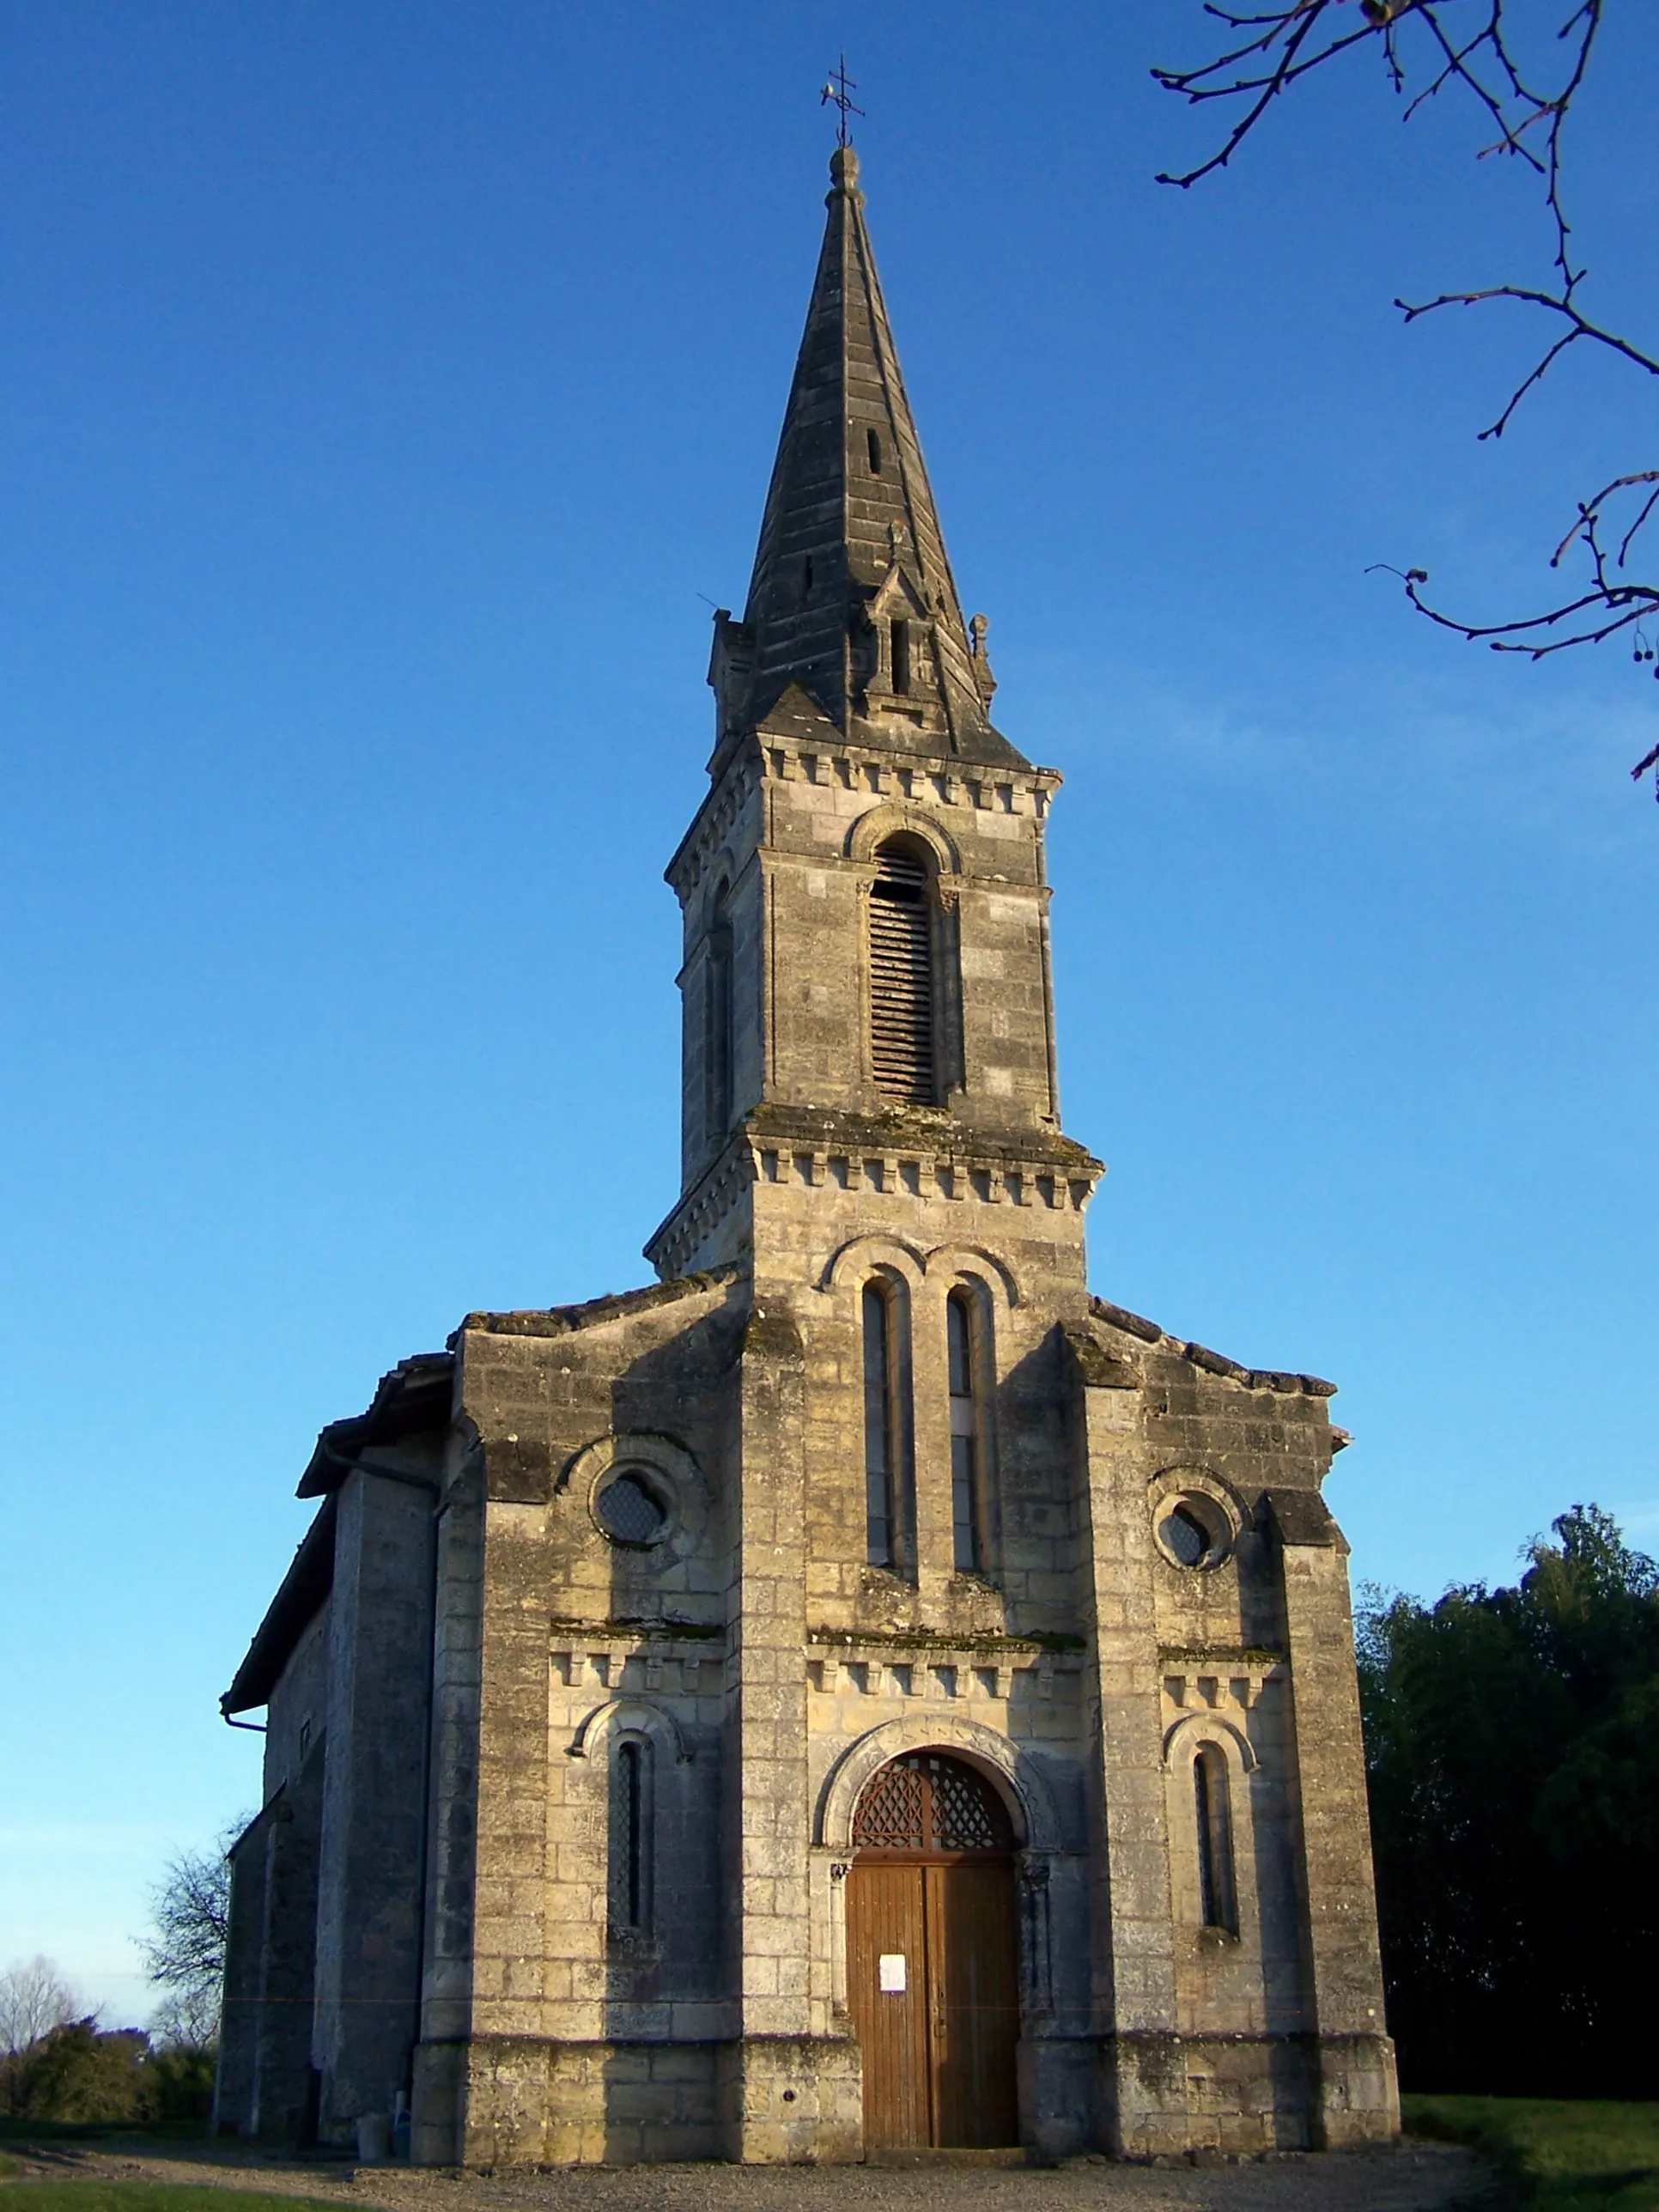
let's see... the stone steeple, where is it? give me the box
[653,143,1097,1273]
[710,146,1024,768]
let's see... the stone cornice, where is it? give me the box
[807,1626,1083,1656]
[457,1267,741,1344]
[806,1626,1085,1704]
[666,729,1063,903]
[747,1101,1100,1180]
[643,1133,757,1280]
[1158,1643,1286,1669]
[757,733,1060,815]
[664,740,762,903]
[1090,1295,1337,1400]
[644,1107,1105,1280]
[550,1622,725,1698]
[1158,1648,1288,1711]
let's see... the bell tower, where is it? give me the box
[648,143,1103,1287]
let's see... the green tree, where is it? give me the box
[138,2040,217,2129]
[1,2021,148,2123]
[1359,1504,1659,2092]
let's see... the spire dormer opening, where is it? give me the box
[890,619,913,695]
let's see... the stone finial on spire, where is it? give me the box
[969,613,998,705]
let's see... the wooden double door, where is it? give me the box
[844,1753,1021,2149]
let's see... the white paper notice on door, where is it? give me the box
[878,1953,907,1993]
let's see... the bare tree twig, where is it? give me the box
[0,1960,81,2059]
[1155,0,1658,796]
[139,1821,248,2045]
[1393,287,1659,442]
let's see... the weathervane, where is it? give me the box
[820,55,863,148]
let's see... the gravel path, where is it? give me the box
[3,2137,1496,2212]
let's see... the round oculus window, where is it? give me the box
[1157,1497,1227,1571]
[593,1470,668,1547]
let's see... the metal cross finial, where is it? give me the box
[820,55,863,148]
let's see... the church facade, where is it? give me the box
[215,145,1398,2166]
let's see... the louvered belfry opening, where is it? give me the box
[869,841,935,1104]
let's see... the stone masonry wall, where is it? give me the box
[669,731,1065,1154]
[423,1278,741,2165]
[312,1453,439,2143]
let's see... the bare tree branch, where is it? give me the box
[138,1820,248,2044]
[1156,0,1659,796]
[1153,3,1385,190]
[1393,287,1659,441]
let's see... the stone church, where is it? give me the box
[216,144,1398,2166]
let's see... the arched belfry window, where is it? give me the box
[1193,1743,1237,1934]
[947,1291,985,1574]
[862,1274,913,1573]
[868,839,935,1104]
[704,886,733,1141]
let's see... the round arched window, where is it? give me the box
[593,1470,668,1547]
[1159,1502,1212,1568]
[1154,1490,1233,1571]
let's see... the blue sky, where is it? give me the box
[3,3,1655,2027]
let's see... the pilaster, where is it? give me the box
[720,1298,862,2160]
[1068,1331,1188,2155]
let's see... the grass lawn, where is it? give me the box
[0,2192,343,2212]
[1406,2095,1659,2209]
[0,2134,212,2148]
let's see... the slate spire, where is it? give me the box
[710,146,1024,767]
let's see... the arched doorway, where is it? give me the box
[844,1751,1020,2149]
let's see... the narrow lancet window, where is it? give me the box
[704,890,733,1141]
[1194,1744,1237,1933]
[868,840,934,1103]
[611,1737,649,1936]
[863,1284,895,1567]
[947,1292,981,1574]
[867,427,883,475]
